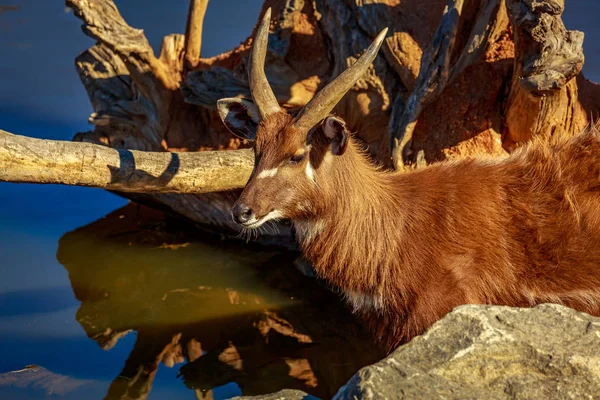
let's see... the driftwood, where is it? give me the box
[0,130,253,194]
[1,122,269,242]
[184,0,209,71]
[0,0,598,242]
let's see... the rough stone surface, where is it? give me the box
[0,365,94,396]
[334,304,600,400]
[231,389,318,400]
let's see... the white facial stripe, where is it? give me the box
[305,161,316,184]
[243,210,284,229]
[257,168,279,179]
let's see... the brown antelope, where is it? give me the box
[217,8,600,352]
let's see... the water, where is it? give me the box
[0,1,599,399]
[1,203,380,399]
[0,200,382,399]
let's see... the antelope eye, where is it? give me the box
[289,152,305,164]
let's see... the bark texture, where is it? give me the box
[502,0,586,151]
[390,0,509,168]
[0,130,253,194]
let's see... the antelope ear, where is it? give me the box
[322,116,349,156]
[217,98,261,141]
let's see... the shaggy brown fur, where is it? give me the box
[234,112,600,353]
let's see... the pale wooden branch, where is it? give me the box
[389,0,505,170]
[0,130,253,194]
[503,0,585,150]
[67,0,176,92]
[185,0,209,70]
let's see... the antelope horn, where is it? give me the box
[248,7,281,119]
[293,28,388,132]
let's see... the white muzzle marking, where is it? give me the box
[242,210,284,229]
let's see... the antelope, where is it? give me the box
[217,8,600,352]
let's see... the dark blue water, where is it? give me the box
[0,1,598,399]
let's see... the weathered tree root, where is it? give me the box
[390,0,508,170]
[503,0,586,151]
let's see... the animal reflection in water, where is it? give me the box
[56,205,383,400]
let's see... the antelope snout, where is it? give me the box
[232,202,255,225]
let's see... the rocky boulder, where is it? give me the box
[335,304,600,399]
[235,304,600,399]
[232,389,318,400]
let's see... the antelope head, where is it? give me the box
[217,8,387,229]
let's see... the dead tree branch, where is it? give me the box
[184,0,209,70]
[0,130,253,194]
[67,0,176,91]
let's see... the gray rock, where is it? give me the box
[0,364,94,396]
[231,389,318,400]
[334,303,600,400]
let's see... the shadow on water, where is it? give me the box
[55,204,384,400]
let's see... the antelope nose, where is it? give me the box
[232,203,254,224]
